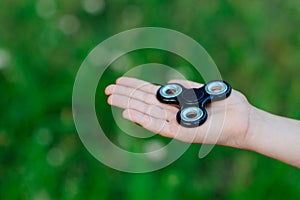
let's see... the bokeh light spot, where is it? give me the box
[0,48,11,69]
[35,0,57,19]
[59,15,81,35]
[46,147,65,167]
[82,0,105,15]
[144,140,167,162]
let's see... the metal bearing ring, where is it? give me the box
[176,107,207,127]
[159,83,183,98]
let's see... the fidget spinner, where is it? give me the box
[156,80,232,128]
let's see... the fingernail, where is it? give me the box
[116,77,123,84]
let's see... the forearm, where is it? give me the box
[244,106,300,168]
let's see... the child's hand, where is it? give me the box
[105,77,252,149]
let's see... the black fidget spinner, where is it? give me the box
[156,80,232,128]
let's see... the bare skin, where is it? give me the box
[105,77,300,168]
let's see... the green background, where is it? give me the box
[1,0,300,199]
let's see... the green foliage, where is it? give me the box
[0,0,300,199]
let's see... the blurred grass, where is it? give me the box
[1,0,300,199]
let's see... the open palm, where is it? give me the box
[105,77,252,149]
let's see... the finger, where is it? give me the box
[168,79,203,88]
[123,109,174,136]
[116,77,160,94]
[104,84,114,95]
[105,84,161,105]
[108,94,177,120]
[123,109,201,143]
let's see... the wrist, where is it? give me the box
[240,105,261,150]
[241,105,283,151]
